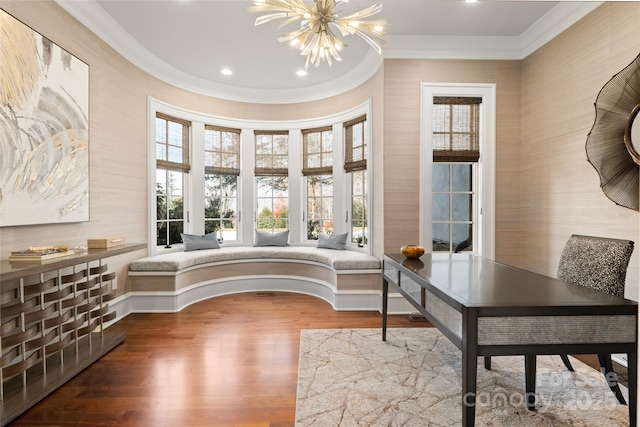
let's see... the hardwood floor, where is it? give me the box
[9,292,421,426]
[8,292,625,426]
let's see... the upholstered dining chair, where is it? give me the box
[484,234,635,405]
[555,234,634,404]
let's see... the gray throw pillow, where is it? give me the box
[181,233,221,252]
[254,229,289,246]
[317,232,348,250]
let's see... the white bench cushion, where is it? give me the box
[129,246,380,272]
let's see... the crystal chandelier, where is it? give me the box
[250,0,385,67]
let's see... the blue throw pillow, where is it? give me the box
[180,233,221,251]
[254,229,289,247]
[317,232,348,250]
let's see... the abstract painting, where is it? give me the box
[0,9,89,227]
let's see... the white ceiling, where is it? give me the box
[56,0,601,104]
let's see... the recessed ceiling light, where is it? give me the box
[220,68,233,76]
[296,69,307,77]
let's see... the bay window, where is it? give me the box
[149,98,371,253]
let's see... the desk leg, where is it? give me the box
[382,278,388,342]
[461,310,478,427]
[629,352,637,427]
[461,347,477,427]
[525,354,537,410]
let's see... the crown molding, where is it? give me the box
[55,0,602,103]
[383,35,523,60]
[383,2,602,61]
[518,1,602,58]
[55,0,383,104]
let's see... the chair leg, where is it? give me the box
[598,353,627,405]
[560,354,574,371]
[484,355,491,370]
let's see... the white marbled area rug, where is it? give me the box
[295,328,630,427]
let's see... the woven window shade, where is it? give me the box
[302,126,333,176]
[204,125,241,176]
[156,112,191,173]
[344,114,367,172]
[254,130,289,176]
[432,97,481,163]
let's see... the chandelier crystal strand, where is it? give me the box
[251,0,385,67]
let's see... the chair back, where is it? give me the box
[557,234,634,298]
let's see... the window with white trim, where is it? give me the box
[303,126,334,239]
[431,97,480,253]
[344,115,368,246]
[420,84,496,259]
[155,113,190,248]
[432,163,475,252]
[204,125,240,241]
[255,130,289,232]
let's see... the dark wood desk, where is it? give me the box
[382,252,638,427]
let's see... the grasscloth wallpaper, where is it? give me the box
[1,1,638,299]
[382,3,640,300]
[519,2,640,299]
[383,59,522,265]
[0,0,380,297]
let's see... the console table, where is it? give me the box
[381,252,638,427]
[0,243,145,425]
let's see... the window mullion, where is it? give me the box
[449,165,454,252]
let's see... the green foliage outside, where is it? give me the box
[156,182,184,246]
[204,197,235,234]
[351,198,368,245]
[257,205,289,230]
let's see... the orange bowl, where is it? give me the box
[401,244,425,259]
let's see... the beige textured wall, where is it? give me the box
[2,1,639,300]
[0,1,382,295]
[520,2,640,299]
[1,1,148,296]
[382,3,640,298]
[383,59,522,266]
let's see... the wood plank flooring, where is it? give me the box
[8,292,624,427]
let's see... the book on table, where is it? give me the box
[9,249,74,262]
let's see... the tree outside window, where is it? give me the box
[204,174,237,241]
[156,169,184,247]
[307,175,334,239]
[351,170,367,245]
[256,176,289,231]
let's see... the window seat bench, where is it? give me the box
[127,246,383,312]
